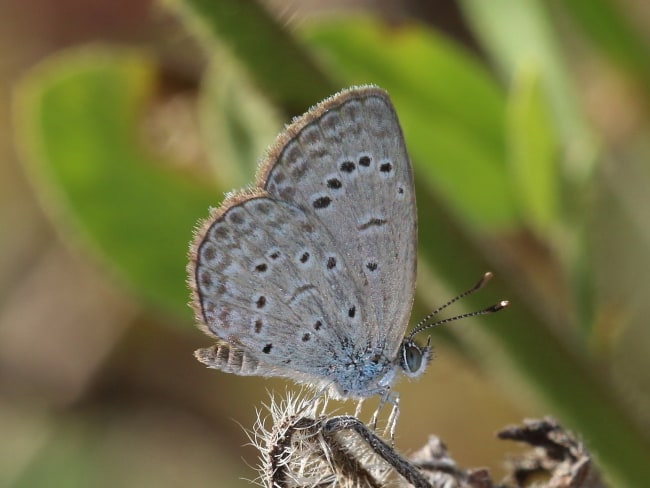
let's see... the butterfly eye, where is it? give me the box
[400,339,431,378]
[404,343,422,373]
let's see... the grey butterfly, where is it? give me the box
[190,86,438,404]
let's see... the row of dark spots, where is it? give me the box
[254,253,333,275]
[340,157,393,174]
[256,318,322,334]
[261,320,323,354]
[254,250,309,274]
[312,157,393,210]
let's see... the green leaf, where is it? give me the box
[14,47,218,318]
[459,0,596,183]
[301,17,518,228]
[198,54,283,189]
[167,0,336,112]
[507,65,558,233]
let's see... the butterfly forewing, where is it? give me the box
[261,87,416,355]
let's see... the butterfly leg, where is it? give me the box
[369,400,382,431]
[369,387,391,432]
[384,393,400,443]
[368,389,400,444]
[354,398,365,418]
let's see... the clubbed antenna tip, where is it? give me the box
[474,271,493,291]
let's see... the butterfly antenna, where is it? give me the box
[407,272,508,340]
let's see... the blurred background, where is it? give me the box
[2,0,650,486]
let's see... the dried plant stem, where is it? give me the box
[323,415,432,488]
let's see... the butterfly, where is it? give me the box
[188,85,506,412]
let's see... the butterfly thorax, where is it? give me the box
[324,345,399,399]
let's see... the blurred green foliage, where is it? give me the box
[15,49,217,314]
[13,0,650,486]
